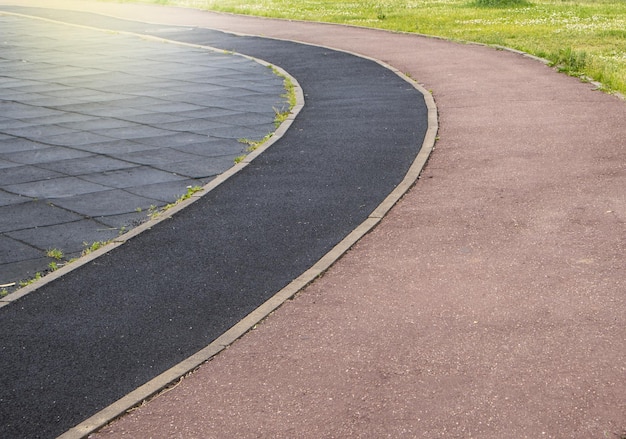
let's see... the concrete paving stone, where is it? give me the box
[42,67,106,82]
[112,147,208,166]
[0,159,20,170]
[43,88,104,99]
[1,124,78,139]
[91,125,174,140]
[121,112,192,125]
[37,155,138,176]
[0,146,92,165]
[4,176,110,199]
[24,96,91,108]
[58,118,140,131]
[0,257,50,285]
[42,131,118,147]
[10,69,69,82]
[52,103,151,118]
[49,189,162,218]
[0,77,41,88]
[72,139,159,155]
[0,137,48,154]
[0,101,64,118]
[171,138,245,157]
[131,133,214,148]
[210,111,277,127]
[0,165,62,185]
[168,83,224,94]
[0,118,31,130]
[156,118,232,132]
[0,189,31,207]
[134,101,207,113]
[16,113,96,125]
[205,124,274,140]
[7,219,119,255]
[175,108,243,120]
[9,82,71,94]
[0,235,42,264]
[0,200,82,232]
[94,210,150,230]
[123,87,188,99]
[0,87,24,97]
[95,82,174,95]
[106,96,173,109]
[2,91,50,102]
[124,179,207,203]
[212,100,283,114]
[206,88,277,101]
[79,166,187,189]
[157,92,227,106]
[150,66,219,78]
[151,155,238,179]
[74,92,146,104]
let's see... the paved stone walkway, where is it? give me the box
[0,12,287,291]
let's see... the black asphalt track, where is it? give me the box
[0,8,427,439]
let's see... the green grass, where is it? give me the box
[117,0,626,96]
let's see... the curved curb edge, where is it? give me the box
[56,27,439,439]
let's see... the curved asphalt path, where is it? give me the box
[0,5,429,439]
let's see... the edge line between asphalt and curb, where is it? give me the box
[0,10,438,438]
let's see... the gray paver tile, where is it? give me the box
[0,159,20,170]
[37,155,138,176]
[135,102,206,113]
[125,179,206,203]
[7,219,119,255]
[131,133,211,148]
[0,257,50,285]
[58,118,139,131]
[171,139,244,157]
[112,148,206,166]
[71,139,159,155]
[210,112,276,127]
[42,131,117,147]
[4,176,110,199]
[0,190,31,207]
[0,165,63,185]
[14,113,96,126]
[122,112,192,125]
[0,137,48,154]
[157,119,231,132]
[91,125,174,140]
[0,200,82,232]
[80,166,186,189]
[0,101,64,118]
[94,210,149,229]
[0,146,92,165]
[152,155,237,179]
[205,125,273,140]
[49,189,162,217]
[1,124,78,139]
[0,118,32,130]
